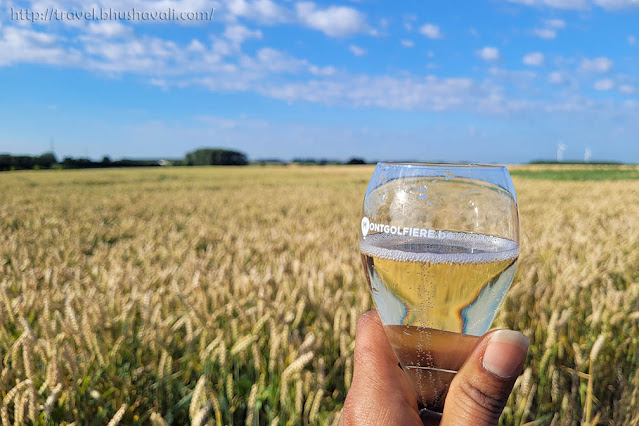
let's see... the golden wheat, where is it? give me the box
[0,165,637,424]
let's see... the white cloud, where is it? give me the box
[224,24,262,45]
[629,35,637,46]
[507,0,588,9]
[349,45,366,56]
[227,0,290,24]
[619,84,635,94]
[508,0,639,9]
[419,23,444,39]
[489,68,538,88]
[254,47,307,73]
[81,36,182,74]
[507,0,537,5]
[295,2,368,37]
[533,28,557,39]
[548,71,567,84]
[401,39,414,48]
[86,22,132,38]
[523,52,545,66]
[544,0,589,8]
[258,75,492,111]
[579,57,613,73]
[187,39,205,53]
[0,26,81,66]
[593,0,639,9]
[477,46,500,62]
[594,78,614,90]
[308,65,337,76]
[149,78,169,89]
[532,18,566,39]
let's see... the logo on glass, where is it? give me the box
[361,216,370,236]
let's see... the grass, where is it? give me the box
[510,165,639,181]
[0,165,638,425]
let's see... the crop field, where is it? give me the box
[0,165,638,425]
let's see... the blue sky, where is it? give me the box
[0,0,638,163]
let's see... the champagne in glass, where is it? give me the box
[359,163,519,411]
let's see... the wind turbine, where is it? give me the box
[584,147,592,162]
[557,143,567,162]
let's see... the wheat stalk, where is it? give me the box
[106,404,127,426]
[586,333,607,424]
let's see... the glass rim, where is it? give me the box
[377,161,507,169]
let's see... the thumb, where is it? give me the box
[441,330,529,426]
[340,311,421,425]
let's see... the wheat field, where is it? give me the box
[0,165,638,425]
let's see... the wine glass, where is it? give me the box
[359,162,519,411]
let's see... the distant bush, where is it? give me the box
[347,158,366,165]
[184,149,248,166]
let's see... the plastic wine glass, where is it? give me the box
[359,162,519,411]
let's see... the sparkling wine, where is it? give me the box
[360,231,518,408]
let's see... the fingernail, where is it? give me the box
[482,330,530,378]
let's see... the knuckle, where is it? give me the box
[454,377,509,422]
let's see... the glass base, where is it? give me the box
[403,365,456,411]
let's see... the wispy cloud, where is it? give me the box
[523,52,545,66]
[419,23,444,39]
[227,0,290,24]
[477,46,501,62]
[224,24,263,45]
[507,0,588,10]
[348,45,366,56]
[579,57,613,73]
[548,71,567,84]
[86,21,133,38]
[619,84,635,94]
[532,19,566,39]
[506,0,639,9]
[594,78,614,90]
[0,26,82,67]
[592,0,639,10]
[533,28,558,39]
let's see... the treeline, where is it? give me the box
[285,158,366,165]
[0,153,58,171]
[0,148,370,172]
[61,157,162,169]
[0,152,162,171]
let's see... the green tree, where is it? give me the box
[184,149,248,166]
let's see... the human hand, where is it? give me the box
[340,311,529,426]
